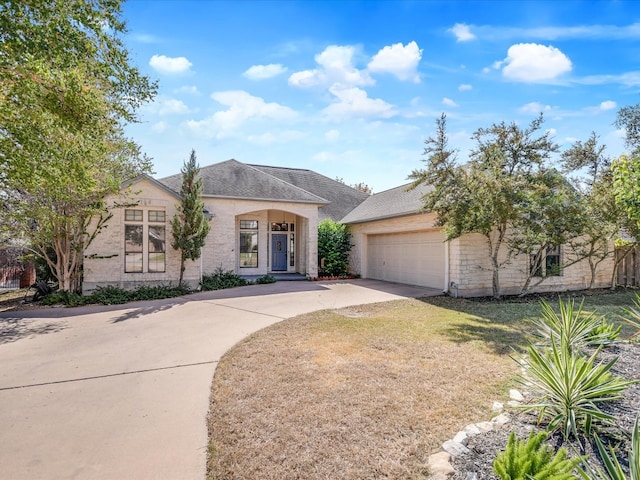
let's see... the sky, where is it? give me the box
[121,0,640,193]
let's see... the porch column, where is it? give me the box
[306,215,318,278]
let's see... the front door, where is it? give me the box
[271,234,288,271]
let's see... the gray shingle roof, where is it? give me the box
[340,182,433,224]
[250,164,369,221]
[158,159,329,205]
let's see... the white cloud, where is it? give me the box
[288,45,373,88]
[149,54,193,74]
[173,85,200,95]
[520,102,552,114]
[152,121,168,133]
[367,41,422,82]
[325,129,340,142]
[546,128,557,136]
[312,151,331,162]
[243,64,287,80]
[449,23,476,42]
[458,84,472,91]
[185,90,296,138]
[501,43,572,82]
[323,85,396,120]
[442,97,459,107]
[600,100,617,111]
[144,96,192,116]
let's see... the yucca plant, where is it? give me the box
[493,430,583,480]
[521,337,634,439]
[622,294,640,341]
[580,417,640,480]
[535,299,618,353]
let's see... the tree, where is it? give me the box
[171,150,211,285]
[615,105,640,154]
[0,0,156,292]
[561,133,622,289]
[317,219,352,277]
[410,114,559,298]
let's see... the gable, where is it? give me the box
[251,164,369,221]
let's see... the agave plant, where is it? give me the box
[622,294,640,341]
[535,299,619,354]
[521,337,634,439]
[579,418,640,480]
[493,430,583,480]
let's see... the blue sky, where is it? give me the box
[121,0,640,193]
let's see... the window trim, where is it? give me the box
[239,220,259,268]
[124,208,166,274]
[531,245,562,278]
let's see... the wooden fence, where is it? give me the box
[616,246,640,287]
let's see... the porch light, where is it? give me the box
[203,208,215,221]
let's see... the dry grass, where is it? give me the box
[207,298,519,480]
[207,291,638,480]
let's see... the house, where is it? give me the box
[82,159,368,293]
[341,182,614,297]
[83,159,614,297]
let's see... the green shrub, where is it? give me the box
[200,267,248,291]
[85,285,132,305]
[535,299,618,354]
[317,219,352,277]
[130,284,190,301]
[521,338,633,439]
[493,431,583,480]
[255,274,276,285]
[581,417,640,480]
[622,294,640,341]
[40,290,84,307]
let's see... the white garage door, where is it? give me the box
[366,230,445,289]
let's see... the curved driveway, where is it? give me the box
[0,279,437,480]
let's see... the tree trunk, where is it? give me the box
[178,256,185,285]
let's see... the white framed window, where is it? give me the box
[124,208,166,273]
[239,220,258,268]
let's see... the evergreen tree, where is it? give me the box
[171,150,211,285]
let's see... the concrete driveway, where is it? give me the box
[0,279,439,480]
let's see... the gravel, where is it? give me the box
[450,341,640,479]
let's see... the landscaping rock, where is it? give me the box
[443,440,471,457]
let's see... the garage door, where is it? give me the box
[366,230,445,289]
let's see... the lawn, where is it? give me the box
[207,290,638,480]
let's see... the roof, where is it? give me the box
[158,159,329,205]
[340,182,432,224]
[121,174,182,200]
[250,164,369,221]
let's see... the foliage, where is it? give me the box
[621,293,640,341]
[41,290,84,307]
[39,284,190,306]
[0,0,156,292]
[521,336,633,439]
[534,299,619,354]
[317,219,353,277]
[615,105,640,155]
[200,268,248,291]
[255,275,277,284]
[612,155,640,234]
[171,150,211,284]
[409,113,559,298]
[493,430,583,480]
[594,417,640,480]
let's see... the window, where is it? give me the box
[125,209,143,222]
[531,245,562,277]
[149,210,165,223]
[125,225,143,273]
[289,233,295,267]
[148,226,166,272]
[124,208,166,273]
[240,220,258,268]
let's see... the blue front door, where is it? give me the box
[271,234,287,271]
